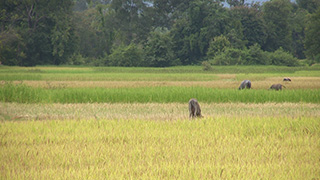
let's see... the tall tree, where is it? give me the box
[262,0,293,52]
[110,0,153,44]
[290,7,308,59]
[231,5,267,48]
[304,7,320,62]
[170,0,231,65]
[0,0,76,66]
[296,0,320,13]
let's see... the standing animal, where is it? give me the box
[269,84,286,90]
[283,77,291,81]
[188,98,203,118]
[238,80,251,90]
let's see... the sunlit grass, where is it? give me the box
[1,102,319,121]
[4,75,320,90]
[1,83,319,103]
[0,65,320,82]
[1,116,319,179]
[1,65,319,179]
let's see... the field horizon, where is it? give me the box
[1,65,319,179]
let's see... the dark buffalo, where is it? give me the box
[188,98,203,118]
[238,80,251,90]
[283,77,291,81]
[269,84,286,90]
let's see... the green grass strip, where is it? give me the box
[1,83,319,103]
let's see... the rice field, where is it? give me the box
[0,65,320,179]
[1,116,319,179]
[1,102,319,121]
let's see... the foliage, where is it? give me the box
[267,47,299,66]
[0,0,319,66]
[0,28,26,65]
[230,6,267,48]
[210,47,249,65]
[170,1,231,65]
[296,0,320,13]
[0,0,76,66]
[304,7,320,63]
[143,28,180,67]
[262,0,293,52]
[107,44,144,67]
[247,44,270,65]
[207,35,231,59]
[201,61,213,71]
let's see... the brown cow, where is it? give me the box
[269,84,286,91]
[188,98,203,118]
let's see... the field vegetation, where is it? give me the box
[1,102,319,121]
[1,116,319,179]
[0,65,319,179]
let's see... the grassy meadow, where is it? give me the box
[1,65,320,179]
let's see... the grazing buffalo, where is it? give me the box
[283,77,291,81]
[238,80,251,90]
[269,84,286,91]
[188,98,203,118]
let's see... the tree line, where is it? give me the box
[1,0,319,67]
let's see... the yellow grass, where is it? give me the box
[1,116,319,179]
[1,102,319,121]
[6,76,320,89]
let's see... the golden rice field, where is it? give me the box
[1,65,320,179]
[1,113,319,179]
[6,76,320,89]
[1,102,319,121]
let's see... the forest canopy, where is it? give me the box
[1,0,320,67]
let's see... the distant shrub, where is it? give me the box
[108,44,144,67]
[143,28,180,67]
[207,35,231,59]
[268,47,299,66]
[201,61,213,71]
[67,53,86,65]
[247,44,270,65]
[210,47,249,65]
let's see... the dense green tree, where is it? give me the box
[0,0,317,67]
[110,0,153,44]
[226,0,244,7]
[0,28,25,65]
[268,47,299,66]
[207,35,231,59]
[210,47,249,65]
[108,43,144,67]
[262,0,293,52]
[296,0,320,13]
[290,7,308,59]
[231,5,267,48]
[152,0,193,28]
[72,9,102,58]
[304,7,320,63]
[170,0,231,65]
[247,43,269,65]
[0,0,76,66]
[144,28,179,67]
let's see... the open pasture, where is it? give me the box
[1,65,320,179]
